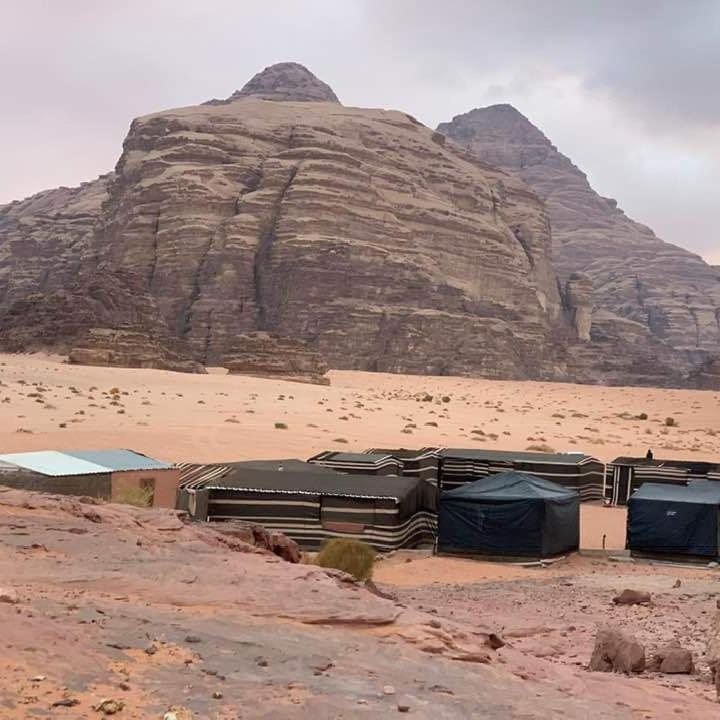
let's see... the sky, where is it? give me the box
[2,1,718,264]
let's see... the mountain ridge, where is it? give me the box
[0,63,716,388]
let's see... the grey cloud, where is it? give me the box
[1,0,717,262]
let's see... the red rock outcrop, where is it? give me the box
[223,332,329,384]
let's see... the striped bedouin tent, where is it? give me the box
[177,460,437,551]
[606,457,720,506]
[365,447,441,485]
[307,451,403,476]
[437,449,605,502]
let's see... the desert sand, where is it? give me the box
[1,353,717,465]
[0,352,716,552]
[2,353,720,716]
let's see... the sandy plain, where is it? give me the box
[0,352,717,552]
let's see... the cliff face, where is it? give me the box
[0,65,715,387]
[0,64,575,382]
[438,105,720,368]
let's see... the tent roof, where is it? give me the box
[366,447,439,459]
[630,481,720,505]
[226,459,339,474]
[0,449,172,476]
[442,471,578,501]
[309,451,396,464]
[439,448,595,464]
[611,456,719,471]
[197,466,423,500]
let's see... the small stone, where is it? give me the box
[612,589,651,606]
[52,698,79,707]
[0,589,19,604]
[397,704,410,712]
[93,698,125,714]
[383,685,396,695]
[212,691,223,699]
[145,644,157,655]
[256,658,269,667]
[184,635,201,644]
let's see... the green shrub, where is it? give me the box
[114,486,154,508]
[315,538,376,581]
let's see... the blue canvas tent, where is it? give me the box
[438,471,579,558]
[627,481,720,558]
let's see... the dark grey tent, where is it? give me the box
[178,462,437,551]
[438,471,579,558]
[607,457,720,506]
[438,449,604,502]
[366,447,441,484]
[627,481,720,558]
[308,451,403,476]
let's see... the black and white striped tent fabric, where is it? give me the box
[437,449,605,502]
[365,447,441,485]
[606,457,720,506]
[307,451,403,476]
[178,461,436,551]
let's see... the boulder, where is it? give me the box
[648,645,694,674]
[589,627,646,674]
[223,332,329,385]
[613,589,651,605]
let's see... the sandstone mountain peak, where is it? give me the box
[439,104,551,149]
[229,62,340,103]
[439,103,720,385]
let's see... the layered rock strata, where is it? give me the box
[438,105,720,383]
[1,63,573,381]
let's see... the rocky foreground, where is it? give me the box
[1,487,718,718]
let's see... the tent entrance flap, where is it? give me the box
[439,498,544,556]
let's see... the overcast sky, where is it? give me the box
[2,1,718,264]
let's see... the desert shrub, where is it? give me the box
[441,396,451,403]
[636,412,648,420]
[114,486,154,508]
[333,437,349,443]
[664,417,677,427]
[274,422,288,429]
[315,538,376,581]
[525,443,556,453]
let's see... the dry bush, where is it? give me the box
[525,443,556,453]
[664,417,678,427]
[315,538,376,581]
[274,422,288,429]
[114,486,154,508]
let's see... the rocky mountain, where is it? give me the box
[0,62,579,383]
[438,105,720,382]
[0,63,716,387]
